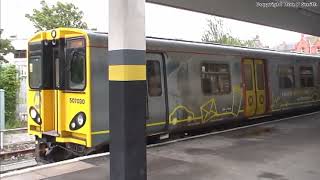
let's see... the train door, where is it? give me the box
[146,53,167,132]
[318,62,320,85]
[242,59,267,117]
[40,44,60,136]
[37,42,55,134]
[254,60,267,115]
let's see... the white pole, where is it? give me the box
[0,89,5,149]
[0,131,3,150]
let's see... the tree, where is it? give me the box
[25,0,88,31]
[0,65,19,128]
[0,39,15,63]
[0,30,15,63]
[202,18,264,48]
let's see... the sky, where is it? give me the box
[0,0,303,47]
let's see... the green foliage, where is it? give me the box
[202,18,264,48]
[0,65,20,128]
[0,38,15,63]
[25,0,88,31]
[5,119,27,129]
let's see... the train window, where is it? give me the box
[243,64,253,90]
[201,63,231,95]
[147,60,162,96]
[256,64,265,90]
[70,51,85,89]
[54,50,60,88]
[66,38,86,90]
[300,66,314,87]
[29,56,42,89]
[278,66,295,89]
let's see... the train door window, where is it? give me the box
[278,66,295,89]
[29,56,42,89]
[54,50,60,88]
[66,38,86,90]
[317,63,320,84]
[243,64,253,90]
[300,66,314,87]
[256,64,265,90]
[201,63,231,95]
[147,60,162,96]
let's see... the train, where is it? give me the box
[27,28,320,161]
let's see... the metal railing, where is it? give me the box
[0,90,30,150]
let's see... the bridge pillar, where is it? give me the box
[108,0,146,180]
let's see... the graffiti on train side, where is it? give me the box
[169,85,243,125]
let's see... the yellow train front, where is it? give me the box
[28,28,109,161]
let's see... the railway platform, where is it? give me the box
[2,111,320,180]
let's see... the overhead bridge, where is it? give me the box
[147,0,320,36]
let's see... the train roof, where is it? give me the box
[145,36,320,60]
[29,28,320,60]
[89,30,320,60]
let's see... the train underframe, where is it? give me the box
[35,135,107,163]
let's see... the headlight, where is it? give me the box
[30,109,37,119]
[69,112,86,130]
[71,122,76,129]
[29,107,42,125]
[77,114,84,126]
[36,117,41,123]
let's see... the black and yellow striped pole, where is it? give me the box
[109,0,146,180]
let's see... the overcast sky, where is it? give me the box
[1,0,303,47]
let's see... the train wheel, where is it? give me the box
[35,141,48,164]
[46,146,74,162]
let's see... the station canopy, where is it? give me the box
[147,0,320,36]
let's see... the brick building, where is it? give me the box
[294,34,320,54]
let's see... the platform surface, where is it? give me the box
[2,112,320,180]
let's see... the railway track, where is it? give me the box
[0,147,37,174]
[0,148,35,160]
[0,140,35,162]
[1,110,319,174]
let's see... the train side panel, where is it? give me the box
[164,51,244,131]
[87,33,110,146]
[268,56,320,112]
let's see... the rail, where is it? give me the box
[0,127,27,133]
[0,127,30,150]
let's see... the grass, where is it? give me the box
[5,120,27,129]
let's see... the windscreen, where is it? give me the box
[66,38,86,90]
[29,56,42,89]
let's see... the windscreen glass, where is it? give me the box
[66,38,86,90]
[29,56,42,89]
